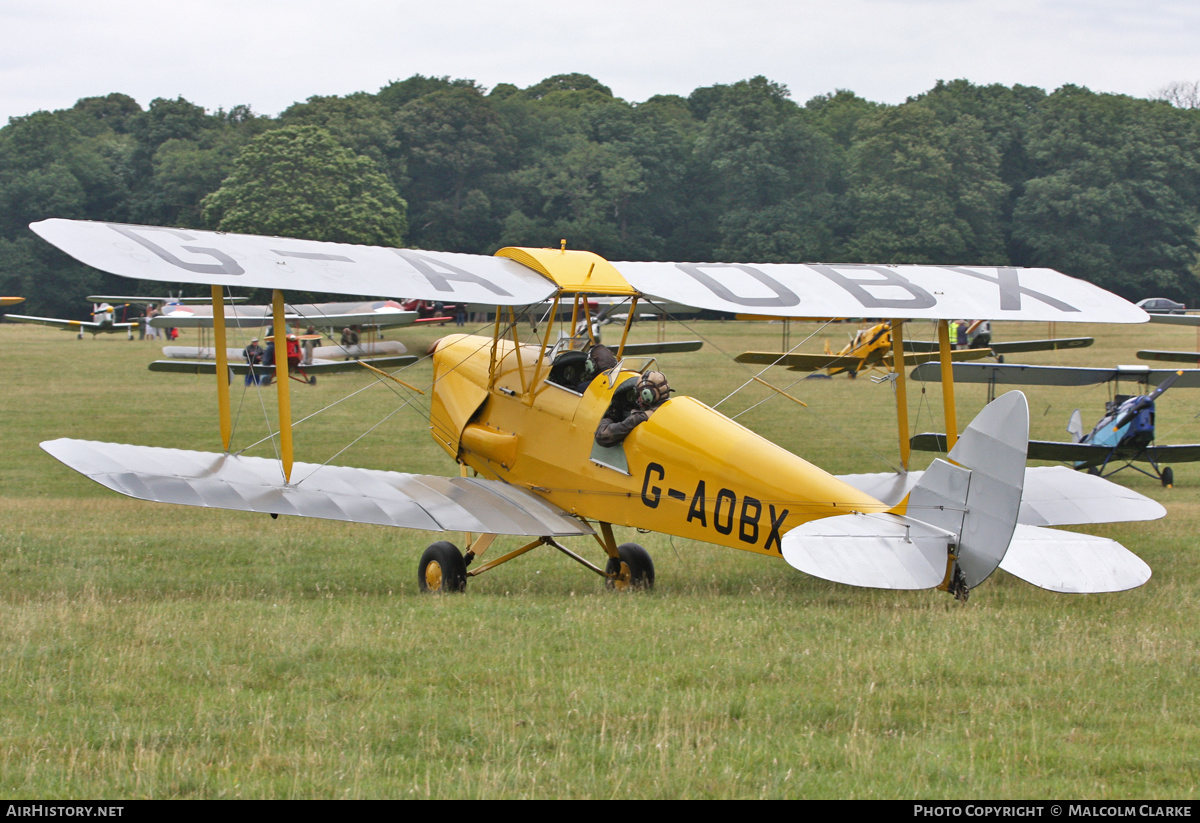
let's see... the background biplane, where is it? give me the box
[146,297,425,380]
[30,218,1158,599]
[5,292,244,339]
[7,300,139,339]
[908,362,1200,486]
[737,320,991,377]
[739,320,1093,377]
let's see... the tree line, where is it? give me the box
[2,72,1199,317]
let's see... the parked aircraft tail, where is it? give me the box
[783,391,1151,596]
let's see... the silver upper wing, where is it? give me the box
[41,439,593,537]
[31,220,557,307]
[613,261,1148,323]
[34,220,1147,324]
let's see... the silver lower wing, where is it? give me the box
[41,439,592,537]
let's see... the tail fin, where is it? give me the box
[781,392,1028,593]
[1067,409,1084,442]
[903,391,1029,593]
[783,390,1152,595]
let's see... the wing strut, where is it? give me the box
[211,285,232,452]
[891,320,911,471]
[272,289,294,482]
[937,320,958,450]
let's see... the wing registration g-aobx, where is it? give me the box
[33,218,1145,324]
[32,218,1157,599]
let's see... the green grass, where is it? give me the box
[1,318,1199,798]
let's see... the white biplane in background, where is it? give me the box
[8,299,141,339]
[145,297,425,384]
[5,292,245,339]
[32,219,1161,599]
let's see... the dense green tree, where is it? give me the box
[0,109,134,237]
[913,80,1047,262]
[201,125,407,246]
[845,103,1006,264]
[5,74,1200,311]
[522,73,614,101]
[691,77,838,262]
[280,93,398,172]
[393,87,516,252]
[1012,87,1200,299]
[376,75,483,112]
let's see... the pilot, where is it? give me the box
[574,344,617,393]
[595,370,673,447]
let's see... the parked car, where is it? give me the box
[1137,297,1187,314]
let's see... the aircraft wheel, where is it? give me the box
[1162,467,1174,488]
[604,542,655,591]
[308,376,317,385]
[418,541,466,593]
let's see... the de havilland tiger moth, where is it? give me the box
[29,218,1164,599]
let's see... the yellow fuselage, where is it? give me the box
[430,334,889,557]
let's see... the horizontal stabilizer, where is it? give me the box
[1010,466,1166,526]
[837,466,1166,527]
[999,525,1151,593]
[41,439,592,537]
[781,512,952,590]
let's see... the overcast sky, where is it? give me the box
[2,0,1197,124]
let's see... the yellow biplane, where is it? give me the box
[737,320,992,377]
[737,320,1093,378]
[32,219,1161,598]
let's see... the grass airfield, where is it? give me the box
[1,316,1198,799]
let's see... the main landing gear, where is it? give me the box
[417,541,467,593]
[416,536,654,594]
[604,543,655,591]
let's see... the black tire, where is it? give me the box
[1162,467,1174,488]
[418,541,467,593]
[604,542,655,591]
